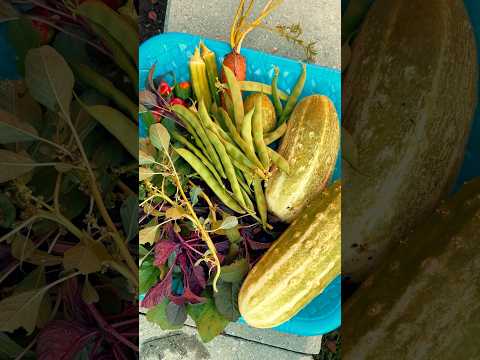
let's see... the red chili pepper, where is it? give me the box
[179,81,191,89]
[159,81,172,96]
[169,98,187,106]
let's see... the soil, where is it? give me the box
[139,0,168,42]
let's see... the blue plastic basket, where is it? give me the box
[139,32,342,336]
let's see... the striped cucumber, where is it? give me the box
[265,95,339,223]
[343,178,480,359]
[239,181,340,328]
[342,0,478,283]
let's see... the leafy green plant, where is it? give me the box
[0,0,139,358]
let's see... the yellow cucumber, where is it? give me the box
[239,181,341,328]
[342,0,478,283]
[265,95,339,223]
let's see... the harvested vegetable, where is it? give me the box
[139,5,340,342]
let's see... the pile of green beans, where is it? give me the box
[169,48,308,229]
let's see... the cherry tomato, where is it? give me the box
[159,81,172,96]
[169,98,187,106]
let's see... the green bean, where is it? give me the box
[235,168,253,196]
[172,105,226,178]
[76,1,137,65]
[271,66,283,118]
[279,63,307,125]
[88,23,138,90]
[268,147,290,173]
[212,121,235,144]
[252,98,271,169]
[174,148,245,214]
[218,108,265,170]
[241,186,255,213]
[172,106,209,156]
[205,129,246,208]
[239,81,288,100]
[198,100,219,134]
[264,123,288,145]
[171,130,223,184]
[223,66,244,130]
[223,91,235,121]
[232,159,258,183]
[253,179,268,228]
[219,136,256,170]
[210,105,228,132]
[241,108,255,154]
[72,63,137,121]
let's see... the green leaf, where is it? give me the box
[120,195,138,242]
[219,259,249,283]
[0,194,15,228]
[0,333,35,360]
[139,150,156,165]
[139,167,155,181]
[214,281,241,321]
[0,289,46,334]
[139,245,149,257]
[141,111,156,136]
[63,239,111,274]
[0,109,39,143]
[6,17,39,76]
[190,186,202,206]
[139,258,160,294]
[11,235,62,267]
[82,105,138,159]
[0,150,35,183]
[149,123,170,152]
[139,224,160,245]
[14,266,46,293]
[219,216,239,230]
[146,299,183,330]
[166,302,187,326]
[187,297,229,343]
[25,46,74,115]
[13,266,52,328]
[82,278,99,304]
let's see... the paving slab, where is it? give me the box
[165,0,340,68]
[140,314,313,360]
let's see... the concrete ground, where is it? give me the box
[165,0,340,69]
[141,1,340,358]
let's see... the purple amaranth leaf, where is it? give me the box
[247,239,272,250]
[190,265,207,292]
[169,287,206,305]
[141,269,173,308]
[36,320,96,360]
[154,240,177,267]
[214,240,230,253]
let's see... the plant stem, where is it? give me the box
[61,97,138,283]
[54,172,62,214]
[13,337,36,360]
[111,318,138,328]
[87,304,139,353]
